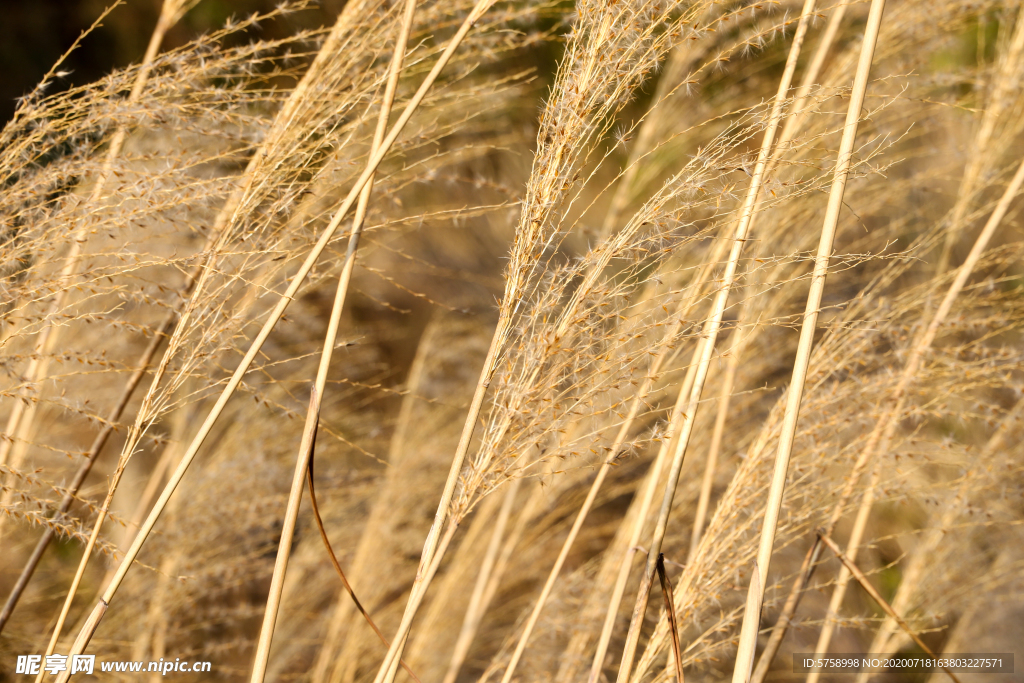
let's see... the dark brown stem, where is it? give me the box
[657,554,684,683]
[306,416,421,683]
[817,531,961,683]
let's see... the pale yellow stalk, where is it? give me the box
[614,3,821,680]
[804,9,1024,662]
[51,1,497,672]
[729,1,887,679]
[749,7,1023,673]
[687,0,851,565]
[249,2,416,679]
[440,478,521,683]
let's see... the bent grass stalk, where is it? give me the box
[614,2,821,680]
[307,417,421,682]
[51,3,497,674]
[313,315,441,683]
[729,1,888,680]
[249,1,416,678]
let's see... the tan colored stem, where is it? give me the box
[750,11,1024,674]
[442,478,521,683]
[737,8,858,675]
[249,388,322,683]
[801,11,1024,661]
[687,323,742,564]
[51,0,493,671]
[729,1,887,679]
[614,3,821,680]
[249,1,416,677]
[685,0,856,567]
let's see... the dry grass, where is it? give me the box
[1,0,1023,682]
